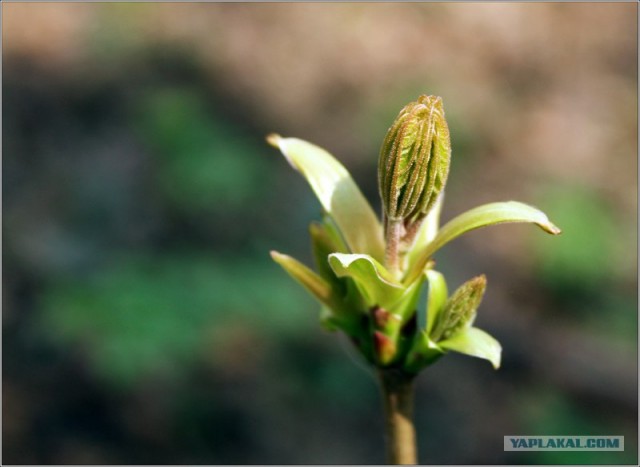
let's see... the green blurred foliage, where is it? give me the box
[515,388,637,464]
[23,74,324,389]
[40,253,314,388]
[533,185,637,342]
[534,186,620,290]
[133,87,269,214]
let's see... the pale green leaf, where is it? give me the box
[319,213,349,253]
[328,253,405,309]
[268,134,385,261]
[439,326,502,369]
[319,306,340,332]
[309,221,346,295]
[396,274,426,322]
[407,193,443,267]
[406,201,562,283]
[425,270,448,335]
[404,330,445,373]
[271,251,341,311]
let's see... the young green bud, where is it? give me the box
[370,306,402,365]
[431,275,486,342]
[378,95,451,225]
[373,330,397,365]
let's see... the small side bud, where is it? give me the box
[431,275,486,342]
[373,331,397,365]
[372,306,392,328]
[378,95,451,226]
[370,306,403,365]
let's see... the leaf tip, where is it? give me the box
[543,222,562,235]
[266,133,282,148]
[270,250,285,262]
[490,341,502,370]
[473,273,487,287]
[491,353,502,370]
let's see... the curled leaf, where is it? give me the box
[268,135,385,261]
[424,269,448,335]
[439,326,502,369]
[270,251,341,312]
[328,253,404,309]
[407,201,562,283]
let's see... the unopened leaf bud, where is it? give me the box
[378,95,451,226]
[431,275,486,341]
[373,331,397,365]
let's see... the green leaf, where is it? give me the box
[439,326,502,369]
[403,330,445,373]
[271,251,341,311]
[328,253,405,309]
[396,274,426,322]
[425,270,448,335]
[319,213,349,253]
[319,306,340,332]
[410,193,444,257]
[309,221,346,295]
[268,135,385,262]
[406,201,562,283]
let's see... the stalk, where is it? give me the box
[379,369,418,465]
[385,219,403,278]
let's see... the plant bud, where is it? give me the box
[378,95,451,225]
[431,275,486,341]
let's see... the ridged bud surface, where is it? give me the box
[432,275,486,341]
[378,95,451,224]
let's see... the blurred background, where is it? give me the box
[3,3,637,464]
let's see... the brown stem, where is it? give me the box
[379,369,417,464]
[385,219,403,278]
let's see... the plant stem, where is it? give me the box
[385,219,403,278]
[379,369,417,465]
